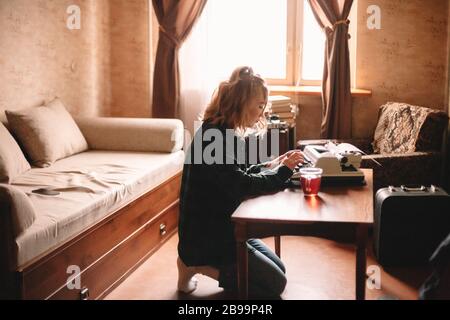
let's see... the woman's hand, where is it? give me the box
[265,150,304,170]
[281,150,304,170]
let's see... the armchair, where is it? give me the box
[298,102,449,191]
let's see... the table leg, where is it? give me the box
[235,222,248,299]
[355,224,368,300]
[275,236,281,258]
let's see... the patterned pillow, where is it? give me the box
[372,102,448,154]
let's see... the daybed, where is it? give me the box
[0,99,185,299]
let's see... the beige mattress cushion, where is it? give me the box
[11,150,184,268]
[5,98,88,167]
[0,122,31,183]
[75,117,184,153]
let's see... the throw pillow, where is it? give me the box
[0,122,31,183]
[372,102,447,154]
[5,98,88,167]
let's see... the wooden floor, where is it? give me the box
[105,234,430,300]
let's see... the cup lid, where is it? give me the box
[299,167,323,175]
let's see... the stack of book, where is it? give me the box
[268,95,297,127]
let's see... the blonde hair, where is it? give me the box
[202,66,268,135]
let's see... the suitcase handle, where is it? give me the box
[400,184,426,192]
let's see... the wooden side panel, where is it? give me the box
[49,202,179,300]
[18,173,181,300]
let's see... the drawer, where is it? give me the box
[20,172,181,299]
[48,202,179,300]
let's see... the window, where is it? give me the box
[205,0,290,81]
[197,0,357,87]
[301,0,325,82]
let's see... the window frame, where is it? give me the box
[265,0,358,88]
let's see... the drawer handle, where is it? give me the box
[80,287,89,300]
[159,223,167,236]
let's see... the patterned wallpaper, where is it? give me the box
[0,0,108,120]
[109,0,150,118]
[0,0,151,122]
[353,0,449,138]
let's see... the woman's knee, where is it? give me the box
[249,269,287,298]
[269,270,287,296]
[247,238,286,274]
[248,248,287,297]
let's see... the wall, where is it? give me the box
[294,0,449,139]
[109,0,151,117]
[0,0,151,121]
[0,0,110,119]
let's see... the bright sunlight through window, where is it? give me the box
[302,0,325,81]
[187,0,356,86]
[206,0,288,80]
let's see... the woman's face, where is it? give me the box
[246,91,267,127]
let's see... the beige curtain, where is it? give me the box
[307,0,353,139]
[152,0,207,118]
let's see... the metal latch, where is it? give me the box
[80,287,90,300]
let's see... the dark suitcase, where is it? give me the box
[374,185,450,266]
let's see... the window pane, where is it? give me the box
[302,0,325,81]
[206,0,287,80]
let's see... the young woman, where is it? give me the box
[177,66,304,297]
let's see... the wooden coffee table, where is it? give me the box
[231,169,374,300]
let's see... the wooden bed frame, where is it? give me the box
[0,171,182,300]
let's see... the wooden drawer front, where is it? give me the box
[48,202,179,300]
[21,173,181,300]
